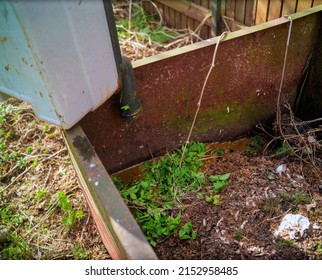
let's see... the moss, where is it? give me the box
[163,94,269,135]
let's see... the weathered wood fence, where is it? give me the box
[142,0,322,38]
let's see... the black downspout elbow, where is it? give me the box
[103,0,142,121]
[119,56,142,121]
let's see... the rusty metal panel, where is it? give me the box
[79,8,321,173]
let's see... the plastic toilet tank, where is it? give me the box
[0,0,119,129]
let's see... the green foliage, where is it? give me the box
[205,173,230,205]
[116,3,183,45]
[1,234,32,260]
[115,142,209,246]
[0,103,14,124]
[233,231,242,240]
[179,222,197,240]
[276,239,294,250]
[261,190,312,217]
[57,191,84,232]
[0,204,24,229]
[275,141,293,157]
[279,190,311,211]
[34,188,47,201]
[121,104,131,111]
[245,135,265,154]
[43,123,50,133]
[315,242,322,255]
[214,148,226,156]
[72,244,89,260]
[260,197,281,217]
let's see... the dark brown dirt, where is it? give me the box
[154,149,322,260]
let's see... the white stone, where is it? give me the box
[274,214,310,240]
[276,164,287,174]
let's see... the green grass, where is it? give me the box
[261,190,312,217]
[72,244,89,260]
[276,239,294,250]
[0,233,32,260]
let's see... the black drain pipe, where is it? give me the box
[103,0,142,121]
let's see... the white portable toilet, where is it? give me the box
[0,0,123,129]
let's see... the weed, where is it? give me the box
[116,3,183,46]
[57,191,84,232]
[0,205,24,229]
[34,188,47,201]
[31,156,39,168]
[232,230,245,240]
[0,233,32,260]
[179,222,197,240]
[43,123,50,133]
[121,104,131,111]
[279,190,311,211]
[276,239,294,250]
[275,141,293,157]
[245,135,265,154]
[261,190,311,218]
[260,196,281,217]
[72,244,89,260]
[115,142,208,246]
[205,173,230,205]
[315,241,322,255]
[214,148,226,156]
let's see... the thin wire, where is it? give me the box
[276,16,293,136]
[179,31,229,166]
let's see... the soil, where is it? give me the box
[154,146,322,260]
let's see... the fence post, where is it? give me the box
[212,0,222,36]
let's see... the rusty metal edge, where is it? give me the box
[132,5,322,68]
[63,125,158,260]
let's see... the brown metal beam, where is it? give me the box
[63,126,158,260]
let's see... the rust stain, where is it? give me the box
[79,13,321,173]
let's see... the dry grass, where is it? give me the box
[0,99,109,259]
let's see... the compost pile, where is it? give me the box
[112,1,322,259]
[155,143,322,259]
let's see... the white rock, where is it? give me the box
[274,214,310,240]
[276,164,287,174]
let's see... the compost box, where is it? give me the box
[64,6,322,259]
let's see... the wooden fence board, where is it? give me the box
[226,0,236,18]
[255,0,269,24]
[141,0,321,41]
[267,0,283,21]
[169,6,176,27]
[282,0,298,15]
[297,0,313,11]
[245,0,256,26]
[235,0,247,23]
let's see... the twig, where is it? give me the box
[1,148,66,194]
[179,31,229,166]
